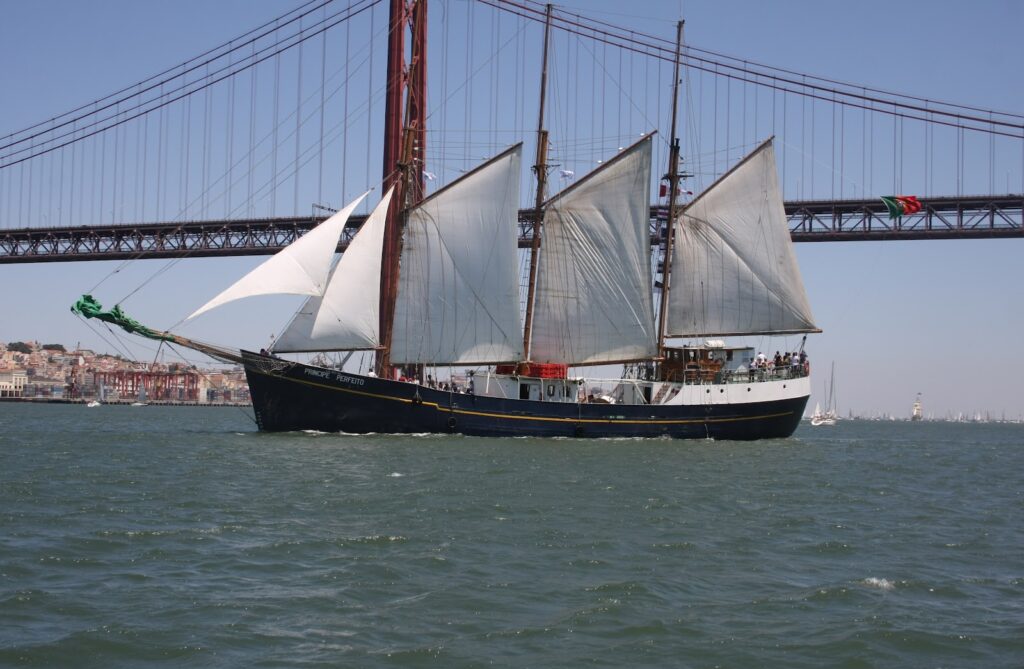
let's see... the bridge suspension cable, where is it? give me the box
[0,0,385,168]
[0,0,331,146]
[480,0,1024,140]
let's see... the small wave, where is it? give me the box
[387,472,404,477]
[584,580,649,597]
[2,589,48,606]
[348,534,407,545]
[861,577,896,591]
[811,540,854,554]
[805,586,852,602]
[380,646,445,661]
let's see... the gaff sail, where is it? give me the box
[529,134,657,365]
[390,144,525,365]
[667,138,819,338]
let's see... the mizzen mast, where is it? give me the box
[520,3,553,363]
[656,20,685,358]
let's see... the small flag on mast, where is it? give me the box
[660,184,692,197]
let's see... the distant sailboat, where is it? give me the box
[810,363,838,426]
[132,382,148,406]
[911,393,923,421]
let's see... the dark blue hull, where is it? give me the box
[243,352,808,440]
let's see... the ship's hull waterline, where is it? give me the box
[243,352,809,440]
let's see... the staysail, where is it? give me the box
[272,187,395,352]
[390,144,525,365]
[186,190,371,321]
[666,138,818,337]
[529,134,657,365]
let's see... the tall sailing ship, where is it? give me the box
[73,7,820,439]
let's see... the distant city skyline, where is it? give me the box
[2,0,1022,419]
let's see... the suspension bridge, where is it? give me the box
[1,0,1022,265]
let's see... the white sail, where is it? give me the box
[273,187,394,352]
[187,191,371,321]
[390,145,524,365]
[667,139,818,337]
[529,134,657,365]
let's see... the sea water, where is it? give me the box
[1,403,1021,667]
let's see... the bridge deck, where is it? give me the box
[1,195,1021,264]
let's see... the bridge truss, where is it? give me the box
[2,195,1020,264]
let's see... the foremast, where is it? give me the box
[377,0,428,378]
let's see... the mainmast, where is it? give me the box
[377,0,427,377]
[656,20,685,358]
[521,3,553,362]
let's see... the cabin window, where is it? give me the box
[546,384,555,397]
[519,384,530,400]
[726,350,733,361]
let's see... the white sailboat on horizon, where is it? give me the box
[810,362,838,426]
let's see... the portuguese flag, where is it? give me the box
[881,195,922,219]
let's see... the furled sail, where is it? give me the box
[529,134,657,365]
[666,138,818,337]
[390,144,524,365]
[272,187,394,352]
[187,190,371,321]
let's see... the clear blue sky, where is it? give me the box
[1,0,1022,419]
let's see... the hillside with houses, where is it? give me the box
[0,341,250,404]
